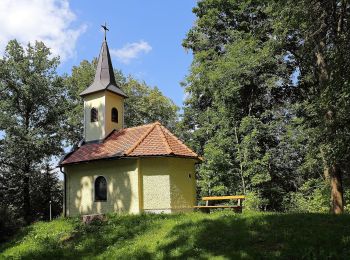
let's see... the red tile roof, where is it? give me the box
[60,122,199,165]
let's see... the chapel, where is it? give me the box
[59,30,200,216]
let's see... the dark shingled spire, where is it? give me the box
[80,31,127,97]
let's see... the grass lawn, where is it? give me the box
[1,211,350,259]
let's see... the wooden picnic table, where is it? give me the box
[194,195,245,213]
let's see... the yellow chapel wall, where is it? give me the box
[105,91,124,134]
[140,158,171,213]
[65,159,139,216]
[84,92,106,142]
[168,157,197,212]
[140,157,196,213]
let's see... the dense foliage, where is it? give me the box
[181,0,350,213]
[0,40,65,239]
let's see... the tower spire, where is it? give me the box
[79,24,127,98]
[101,22,109,41]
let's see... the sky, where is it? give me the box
[0,0,197,107]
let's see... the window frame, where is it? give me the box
[90,107,98,123]
[111,107,118,123]
[94,176,107,202]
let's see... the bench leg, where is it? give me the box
[202,200,211,213]
[199,208,210,213]
[232,206,242,213]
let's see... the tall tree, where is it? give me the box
[0,40,66,223]
[183,0,350,213]
[181,0,305,210]
[272,0,350,213]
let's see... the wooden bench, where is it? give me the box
[194,195,245,213]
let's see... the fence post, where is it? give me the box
[49,201,52,221]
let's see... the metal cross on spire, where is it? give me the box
[101,22,109,41]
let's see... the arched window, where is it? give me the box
[91,107,98,122]
[111,107,118,123]
[95,176,107,201]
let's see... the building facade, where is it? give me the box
[59,34,200,216]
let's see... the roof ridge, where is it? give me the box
[161,125,198,157]
[124,123,157,155]
[157,124,173,154]
[123,122,156,131]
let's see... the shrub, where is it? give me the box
[0,205,23,242]
[283,178,330,213]
[244,190,269,211]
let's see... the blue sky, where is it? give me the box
[67,1,197,107]
[0,0,197,107]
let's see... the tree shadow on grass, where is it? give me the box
[3,213,350,259]
[1,214,163,260]
[0,222,72,260]
[0,225,33,251]
[66,215,157,259]
[156,212,350,259]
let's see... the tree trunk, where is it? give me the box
[234,126,246,194]
[23,172,31,224]
[23,112,32,224]
[329,165,344,214]
[315,26,345,214]
[324,165,344,214]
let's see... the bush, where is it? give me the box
[244,190,269,211]
[0,204,23,242]
[283,178,330,213]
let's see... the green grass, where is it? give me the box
[1,211,350,259]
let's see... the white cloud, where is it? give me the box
[110,40,152,64]
[0,0,86,62]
